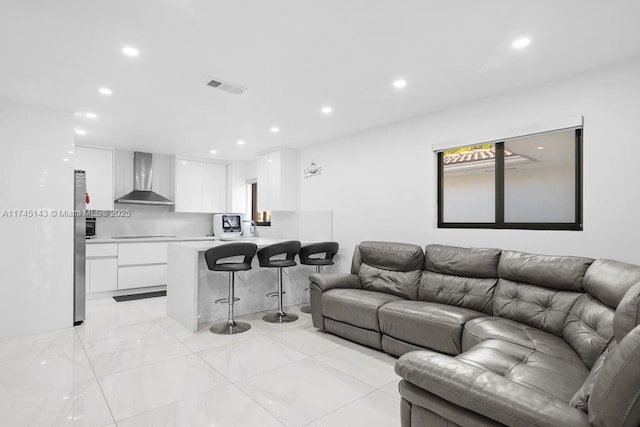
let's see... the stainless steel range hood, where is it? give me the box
[114,152,175,205]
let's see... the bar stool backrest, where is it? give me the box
[257,240,301,267]
[204,243,258,271]
[300,242,339,266]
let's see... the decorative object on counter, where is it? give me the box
[299,242,339,313]
[113,290,166,302]
[303,159,322,178]
[204,242,258,334]
[258,240,302,323]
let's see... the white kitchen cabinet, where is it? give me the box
[74,145,114,211]
[118,264,167,289]
[257,148,297,211]
[175,158,227,213]
[86,258,118,292]
[85,243,118,293]
[117,242,169,289]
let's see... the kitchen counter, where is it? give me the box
[87,236,217,244]
[167,238,316,332]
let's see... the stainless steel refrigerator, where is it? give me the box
[74,170,86,325]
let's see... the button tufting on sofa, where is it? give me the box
[307,241,640,427]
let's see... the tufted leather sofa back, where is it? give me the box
[419,245,501,314]
[351,241,424,300]
[561,259,640,368]
[493,251,593,337]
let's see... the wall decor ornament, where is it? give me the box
[304,160,322,178]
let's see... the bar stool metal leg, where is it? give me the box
[263,267,299,323]
[300,265,321,314]
[210,271,252,334]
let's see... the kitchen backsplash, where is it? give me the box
[94,204,213,237]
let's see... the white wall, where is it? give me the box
[0,99,75,338]
[299,58,640,270]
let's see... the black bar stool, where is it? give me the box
[258,240,301,323]
[299,242,339,313]
[204,243,257,334]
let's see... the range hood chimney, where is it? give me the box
[114,152,175,205]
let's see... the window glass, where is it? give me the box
[504,130,575,223]
[442,144,495,223]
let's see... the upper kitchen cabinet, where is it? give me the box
[257,148,297,211]
[74,145,114,211]
[175,158,227,213]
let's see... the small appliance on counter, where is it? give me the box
[213,213,243,238]
[241,219,255,238]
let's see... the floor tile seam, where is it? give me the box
[193,343,312,384]
[300,388,383,427]
[83,332,189,359]
[72,327,117,426]
[310,353,389,389]
[109,382,227,423]
[108,382,238,425]
[94,350,212,384]
[232,381,290,427]
[87,345,194,377]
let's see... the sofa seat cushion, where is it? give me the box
[457,339,589,403]
[321,288,404,331]
[463,317,585,366]
[379,301,488,355]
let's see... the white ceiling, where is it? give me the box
[1,0,639,161]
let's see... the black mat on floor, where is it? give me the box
[113,291,166,302]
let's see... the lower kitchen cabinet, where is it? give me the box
[118,264,167,289]
[86,258,118,293]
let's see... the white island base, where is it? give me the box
[167,238,316,333]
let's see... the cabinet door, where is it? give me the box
[74,146,114,211]
[257,153,271,212]
[175,159,203,212]
[87,258,118,292]
[202,163,227,213]
[268,150,282,211]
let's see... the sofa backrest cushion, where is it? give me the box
[588,325,640,427]
[419,272,497,314]
[562,294,615,369]
[351,241,424,300]
[613,281,640,343]
[583,259,640,308]
[424,245,501,278]
[498,250,593,291]
[493,279,581,336]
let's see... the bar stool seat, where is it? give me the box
[299,242,339,313]
[204,243,257,335]
[258,240,301,323]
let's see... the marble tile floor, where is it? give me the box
[0,296,401,426]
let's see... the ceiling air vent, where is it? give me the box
[206,78,246,95]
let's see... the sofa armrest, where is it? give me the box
[309,273,361,292]
[395,351,589,427]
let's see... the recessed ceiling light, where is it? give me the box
[210,149,217,154]
[237,140,245,145]
[270,127,280,133]
[393,79,407,89]
[321,106,332,115]
[63,158,70,162]
[75,129,86,136]
[122,46,140,57]
[537,146,544,150]
[67,150,74,154]
[85,112,97,119]
[98,87,112,96]
[512,37,531,49]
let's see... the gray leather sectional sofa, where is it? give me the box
[309,241,640,427]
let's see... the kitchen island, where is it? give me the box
[167,238,316,332]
